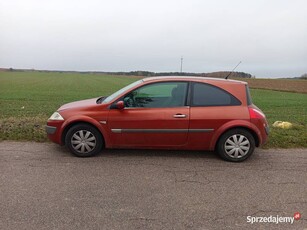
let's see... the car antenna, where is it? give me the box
[225,61,242,79]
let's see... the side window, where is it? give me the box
[245,85,253,105]
[192,83,241,106]
[123,82,188,108]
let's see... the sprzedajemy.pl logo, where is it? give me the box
[247,212,301,224]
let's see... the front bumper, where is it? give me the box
[46,125,57,134]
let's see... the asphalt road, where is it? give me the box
[0,142,306,230]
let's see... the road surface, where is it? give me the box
[0,141,306,229]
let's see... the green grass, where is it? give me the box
[0,71,138,141]
[250,89,306,148]
[0,71,138,118]
[0,71,306,147]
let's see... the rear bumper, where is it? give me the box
[250,118,269,146]
[260,123,269,145]
[265,125,270,135]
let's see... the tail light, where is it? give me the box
[248,107,265,119]
[249,106,269,135]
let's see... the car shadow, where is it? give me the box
[54,145,219,160]
[102,148,218,159]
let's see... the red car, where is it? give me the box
[46,76,269,162]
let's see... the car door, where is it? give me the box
[107,81,189,147]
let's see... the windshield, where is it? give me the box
[102,80,143,103]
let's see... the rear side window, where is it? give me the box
[191,82,241,106]
[246,85,253,105]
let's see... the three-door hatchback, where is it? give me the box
[46,76,269,162]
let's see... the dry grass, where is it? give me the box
[0,116,48,142]
[235,78,307,94]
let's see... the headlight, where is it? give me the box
[49,112,64,121]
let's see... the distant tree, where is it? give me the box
[300,73,307,79]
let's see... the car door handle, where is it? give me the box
[173,114,187,118]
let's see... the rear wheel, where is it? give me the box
[65,124,103,157]
[217,129,255,162]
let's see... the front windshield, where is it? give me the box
[102,80,143,103]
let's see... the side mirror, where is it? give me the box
[116,101,125,110]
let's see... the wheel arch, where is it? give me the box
[209,121,261,151]
[61,117,108,146]
[214,126,259,150]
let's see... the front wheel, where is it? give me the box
[216,129,255,162]
[65,124,103,157]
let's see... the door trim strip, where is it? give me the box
[111,129,214,133]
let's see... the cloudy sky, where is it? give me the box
[0,0,306,78]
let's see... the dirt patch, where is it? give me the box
[235,78,307,94]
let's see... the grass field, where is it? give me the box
[0,71,306,148]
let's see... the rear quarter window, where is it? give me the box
[191,82,241,106]
[245,85,253,105]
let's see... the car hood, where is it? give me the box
[58,97,100,111]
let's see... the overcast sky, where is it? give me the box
[0,0,306,78]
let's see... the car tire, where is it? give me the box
[65,123,103,157]
[217,128,255,162]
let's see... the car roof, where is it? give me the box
[142,76,247,85]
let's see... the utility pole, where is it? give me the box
[180,56,183,73]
